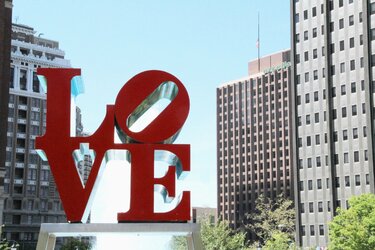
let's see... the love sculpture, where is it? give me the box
[35,69,191,223]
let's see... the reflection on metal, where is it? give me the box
[36,223,204,250]
[37,74,84,97]
[127,81,178,133]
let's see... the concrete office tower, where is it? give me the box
[291,0,375,247]
[3,23,72,248]
[217,50,293,233]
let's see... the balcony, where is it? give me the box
[18,104,27,110]
[14,179,24,185]
[17,119,27,124]
[15,163,24,168]
[15,148,25,154]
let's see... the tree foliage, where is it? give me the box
[329,193,375,250]
[201,219,247,250]
[0,239,19,250]
[262,231,297,250]
[245,194,295,244]
[170,219,247,250]
[60,238,91,250]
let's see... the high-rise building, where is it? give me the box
[0,0,13,231]
[3,23,71,248]
[217,50,293,234]
[291,0,375,247]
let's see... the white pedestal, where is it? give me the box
[36,223,203,250]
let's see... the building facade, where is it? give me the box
[217,50,293,233]
[291,0,375,247]
[0,0,13,231]
[3,23,72,248]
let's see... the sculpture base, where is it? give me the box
[36,223,203,250]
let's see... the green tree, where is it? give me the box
[201,219,247,250]
[170,219,247,250]
[262,231,291,250]
[245,194,295,244]
[329,193,375,250]
[0,239,16,250]
[60,238,91,250]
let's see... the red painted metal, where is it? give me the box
[36,69,191,223]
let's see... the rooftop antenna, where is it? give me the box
[15,16,19,24]
[256,12,260,72]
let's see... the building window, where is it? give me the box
[318,201,323,212]
[32,72,40,93]
[351,82,356,93]
[371,2,375,14]
[340,62,345,73]
[309,202,314,212]
[296,33,300,43]
[371,29,375,41]
[339,18,344,29]
[341,85,346,95]
[308,180,313,190]
[304,51,309,61]
[310,225,315,236]
[353,128,358,139]
[313,28,317,38]
[343,130,348,140]
[315,135,320,145]
[302,225,306,236]
[352,105,357,116]
[359,12,363,23]
[307,136,311,146]
[308,158,312,168]
[355,174,361,186]
[306,114,311,124]
[316,156,322,167]
[10,67,14,88]
[304,31,308,40]
[315,113,319,123]
[304,10,308,20]
[345,176,350,187]
[339,0,343,7]
[344,152,349,163]
[350,37,354,48]
[364,126,367,137]
[317,179,322,189]
[354,151,359,162]
[319,225,324,236]
[349,15,354,26]
[20,69,27,90]
[313,49,317,59]
[350,60,355,71]
[312,7,316,17]
[305,72,309,82]
[314,91,319,101]
[313,70,318,80]
[342,107,347,117]
[340,40,344,51]
[295,14,300,23]
[366,174,370,185]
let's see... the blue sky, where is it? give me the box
[13,0,290,209]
